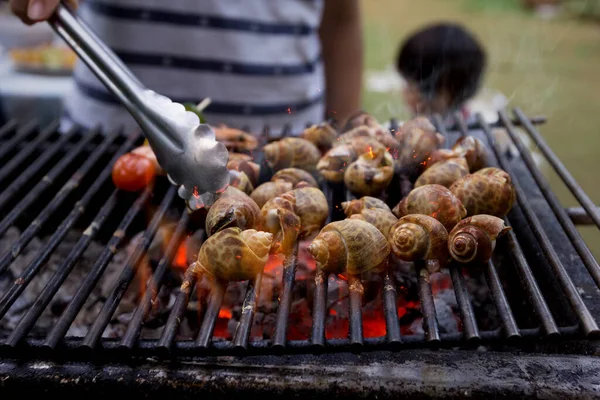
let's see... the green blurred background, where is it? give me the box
[361,0,600,260]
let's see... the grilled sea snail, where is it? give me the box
[449,167,516,217]
[452,136,488,172]
[205,186,261,236]
[227,156,260,186]
[349,208,398,237]
[317,138,385,183]
[426,149,459,169]
[341,196,392,217]
[250,180,294,208]
[260,187,328,254]
[263,137,321,172]
[272,168,318,188]
[393,184,467,231]
[399,116,437,136]
[414,157,469,188]
[228,169,254,195]
[344,146,394,197]
[394,119,445,174]
[213,126,258,152]
[193,227,273,281]
[388,214,450,272]
[308,219,390,274]
[301,122,338,153]
[448,215,511,264]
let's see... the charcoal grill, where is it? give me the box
[0,109,599,399]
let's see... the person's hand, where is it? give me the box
[10,0,78,25]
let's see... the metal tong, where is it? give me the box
[47,3,230,210]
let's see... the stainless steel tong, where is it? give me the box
[47,3,230,209]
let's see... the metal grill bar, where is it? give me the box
[513,108,600,230]
[81,186,177,349]
[0,129,117,275]
[347,274,364,347]
[272,241,300,349]
[485,260,520,340]
[0,132,133,316]
[0,121,37,161]
[498,110,600,288]
[567,207,599,225]
[476,114,599,337]
[43,185,153,349]
[417,266,440,343]
[0,120,18,140]
[0,121,58,183]
[233,272,263,350]
[310,267,328,348]
[195,278,227,349]
[0,127,78,212]
[2,190,119,347]
[0,129,97,238]
[382,272,401,344]
[449,267,480,342]
[119,211,190,349]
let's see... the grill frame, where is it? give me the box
[0,110,599,398]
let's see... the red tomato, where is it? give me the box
[112,153,156,191]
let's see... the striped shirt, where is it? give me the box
[64,0,325,135]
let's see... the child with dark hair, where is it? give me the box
[396,22,487,119]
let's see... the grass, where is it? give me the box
[361,0,600,259]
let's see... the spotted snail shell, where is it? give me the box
[345,111,382,130]
[448,215,511,264]
[308,219,390,275]
[394,118,445,174]
[272,168,318,188]
[260,187,328,254]
[388,214,450,272]
[250,181,294,208]
[344,146,394,197]
[263,137,321,172]
[301,122,338,153]
[426,149,458,169]
[317,144,356,183]
[228,169,254,195]
[414,157,469,188]
[452,136,488,172]
[449,167,516,217]
[349,208,398,237]
[393,184,467,232]
[213,126,258,152]
[399,116,437,135]
[341,196,392,217]
[227,156,260,186]
[195,227,273,281]
[205,186,261,236]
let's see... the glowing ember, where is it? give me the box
[218,309,232,319]
[368,146,374,158]
[172,242,188,270]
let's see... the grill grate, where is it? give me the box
[0,109,598,363]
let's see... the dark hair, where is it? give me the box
[396,23,486,110]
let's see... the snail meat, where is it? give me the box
[388,214,449,273]
[308,219,390,274]
[448,215,511,264]
[449,167,516,217]
[205,186,261,236]
[344,146,394,197]
[414,157,469,188]
[193,227,273,281]
[301,122,338,153]
[341,196,392,217]
[263,137,321,172]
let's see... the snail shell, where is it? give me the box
[195,227,273,281]
[228,153,253,163]
[393,184,467,231]
[214,126,258,152]
[205,186,261,236]
[415,157,469,188]
[344,146,394,197]
[263,137,321,172]
[341,196,392,217]
[345,112,382,130]
[452,136,488,172]
[272,168,318,188]
[229,169,254,195]
[426,149,460,169]
[317,144,356,183]
[301,122,338,153]
[399,116,437,135]
[227,157,260,186]
[349,208,398,237]
[250,181,293,208]
[388,214,449,270]
[449,167,516,217]
[394,120,445,174]
[260,187,329,253]
[308,219,390,274]
[448,215,511,264]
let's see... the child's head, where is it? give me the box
[396,22,486,116]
